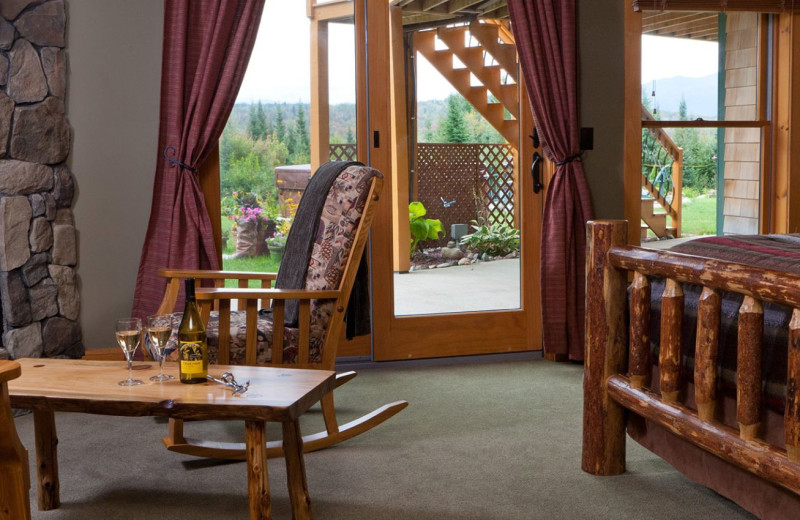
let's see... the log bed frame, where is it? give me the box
[582,220,800,497]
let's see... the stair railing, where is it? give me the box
[641,104,683,238]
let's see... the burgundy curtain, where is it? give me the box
[132,0,264,319]
[508,0,594,361]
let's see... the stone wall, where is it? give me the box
[0,0,82,360]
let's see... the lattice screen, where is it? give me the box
[329,144,358,162]
[416,143,515,247]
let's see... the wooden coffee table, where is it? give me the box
[8,358,336,520]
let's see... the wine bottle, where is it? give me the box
[178,278,208,384]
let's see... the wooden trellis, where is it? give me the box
[329,143,357,162]
[415,143,515,247]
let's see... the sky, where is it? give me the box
[236,3,719,105]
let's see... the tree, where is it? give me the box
[274,105,286,143]
[439,94,469,143]
[294,103,309,153]
[247,100,268,140]
[346,127,355,144]
[673,96,717,191]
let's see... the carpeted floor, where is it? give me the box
[14,358,755,519]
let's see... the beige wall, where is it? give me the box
[578,0,625,220]
[66,0,164,349]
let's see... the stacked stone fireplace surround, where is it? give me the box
[0,0,82,360]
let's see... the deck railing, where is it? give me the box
[641,105,683,239]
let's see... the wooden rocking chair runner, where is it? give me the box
[156,164,407,460]
[0,360,31,520]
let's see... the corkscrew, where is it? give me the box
[207,372,250,396]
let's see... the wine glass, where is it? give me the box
[116,318,144,386]
[146,314,175,382]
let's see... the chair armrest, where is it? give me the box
[157,269,277,281]
[196,288,341,301]
[0,360,21,383]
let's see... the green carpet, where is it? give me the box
[14,358,754,519]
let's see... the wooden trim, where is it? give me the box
[642,120,769,128]
[632,0,800,12]
[390,5,411,272]
[624,3,643,245]
[310,19,330,172]
[309,0,354,22]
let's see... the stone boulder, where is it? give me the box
[0,92,13,157]
[7,39,47,103]
[0,0,38,21]
[41,47,66,99]
[0,18,14,51]
[29,278,58,321]
[14,0,65,47]
[42,317,83,358]
[49,264,79,320]
[0,269,31,327]
[11,97,71,164]
[0,159,54,194]
[51,223,76,266]
[21,252,48,287]
[4,322,42,359]
[29,216,52,252]
[0,196,31,270]
[52,165,74,207]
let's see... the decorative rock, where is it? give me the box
[7,39,47,103]
[0,18,14,51]
[441,240,465,260]
[0,348,9,360]
[458,257,471,266]
[0,159,54,194]
[42,317,83,358]
[436,262,456,269]
[21,252,48,287]
[41,47,66,98]
[0,270,31,327]
[49,265,78,320]
[11,97,70,163]
[0,196,31,270]
[15,0,66,47]
[0,92,13,157]
[52,223,76,266]
[29,216,52,252]
[0,54,8,87]
[54,207,72,225]
[52,165,74,207]
[0,0,37,21]
[29,278,58,321]
[30,193,45,216]
[4,323,42,359]
[43,193,56,220]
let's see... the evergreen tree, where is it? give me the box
[346,127,355,144]
[247,101,268,140]
[294,103,309,154]
[275,105,286,143]
[439,94,469,143]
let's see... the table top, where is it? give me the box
[8,358,336,422]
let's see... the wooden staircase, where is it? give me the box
[414,22,518,146]
[641,104,683,239]
[640,196,676,240]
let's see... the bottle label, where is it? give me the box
[180,359,204,375]
[180,341,206,378]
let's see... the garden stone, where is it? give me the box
[29,216,52,252]
[30,193,45,216]
[0,159,53,194]
[21,252,48,287]
[0,348,9,360]
[49,264,79,320]
[441,240,464,260]
[52,164,74,207]
[42,316,83,358]
[4,323,42,359]
[0,0,37,20]
[15,0,65,47]
[0,270,31,327]
[0,196,31,271]
[52,223,76,266]
[0,92,13,157]
[0,18,14,51]
[7,39,47,103]
[41,47,66,98]
[232,218,259,258]
[458,257,471,266]
[11,97,71,164]
[29,278,58,321]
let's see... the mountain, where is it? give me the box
[642,74,718,119]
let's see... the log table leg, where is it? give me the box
[283,419,312,519]
[245,420,271,520]
[33,408,59,511]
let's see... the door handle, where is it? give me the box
[531,152,543,194]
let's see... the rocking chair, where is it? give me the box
[0,360,31,520]
[156,163,407,459]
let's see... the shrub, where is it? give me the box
[409,201,443,257]
[459,221,520,257]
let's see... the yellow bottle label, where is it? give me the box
[180,359,204,376]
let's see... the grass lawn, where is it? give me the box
[680,194,717,236]
[220,218,281,288]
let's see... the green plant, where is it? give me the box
[266,233,287,248]
[409,201,443,257]
[459,221,520,257]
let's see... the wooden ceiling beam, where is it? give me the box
[447,0,486,13]
[422,0,450,10]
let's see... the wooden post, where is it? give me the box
[33,408,59,511]
[390,5,411,272]
[283,420,312,519]
[0,361,31,520]
[628,272,650,389]
[245,420,271,520]
[786,309,800,461]
[582,220,628,476]
[659,279,684,403]
[672,147,683,238]
[738,296,763,440]
[695,287,721,422]
[310,18,330,172]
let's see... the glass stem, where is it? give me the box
[159,353,165,376]
[127,355,133,380]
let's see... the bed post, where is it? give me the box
[582,220,628,476]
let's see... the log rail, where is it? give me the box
[582,219,800,497]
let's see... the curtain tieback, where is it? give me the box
[555,151,583,166]
[163,146,197,173]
